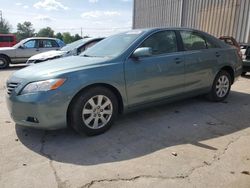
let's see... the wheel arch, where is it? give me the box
[66,83,124,127]
[0,54,11,63]
[219,66,235,84]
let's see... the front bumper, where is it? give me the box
[6,90,69,130]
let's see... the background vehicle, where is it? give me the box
[0,37,65,69]
[0,34,17,47]
[6,28,242,136]
[240,43,250,75]
[26,37,104,65]
[219,36,242,58]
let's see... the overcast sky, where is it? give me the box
[0,0,133,37]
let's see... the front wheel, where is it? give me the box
[208,70,232,102]
[0,56,9,69]
[69,87,118,136]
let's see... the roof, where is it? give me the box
[25,37,61,40]
[0,34,16,36]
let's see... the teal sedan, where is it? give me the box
[6,28,242,136]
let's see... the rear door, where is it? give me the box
[179,30,219,92]
[38,39,60,53]
[125,30,185,106]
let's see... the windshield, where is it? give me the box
[13,38,28,48]
[82,31,143,58]
[61,39,90,52]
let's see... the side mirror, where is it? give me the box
[19,44,25,49]
[132,47,152,58]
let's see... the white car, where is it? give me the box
[26,37,104,65]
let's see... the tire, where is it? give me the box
[69,86,118,136]
[0,56,10,69]
[241,72,246,76]
[207,70,232,102]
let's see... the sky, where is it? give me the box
[0,0,133,37]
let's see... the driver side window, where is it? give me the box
[23,40,36,49]
[140,31,178,55]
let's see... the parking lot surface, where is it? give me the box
[0,66,250,188]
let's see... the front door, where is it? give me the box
[15,39,39,63]
[125,30,185,107]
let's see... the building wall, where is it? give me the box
[133,0,250,43]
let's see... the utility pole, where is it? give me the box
[0,10,3,23]
[81,27,83,38]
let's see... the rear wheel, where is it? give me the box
[0,56,9,69]
[69,87,118,136]
[208,70,231,102]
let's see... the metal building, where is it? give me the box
[133,0,250,43]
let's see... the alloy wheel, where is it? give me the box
[215,75,230,98]
[82,95,113,129]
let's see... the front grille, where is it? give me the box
[7,82,19,95]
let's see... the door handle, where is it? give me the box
[36,49,39,52]
[215,52,220,57]
[175,58,182,64]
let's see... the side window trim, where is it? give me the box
[175,30,185,51]
[38,39,43,48]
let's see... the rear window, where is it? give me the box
[0,36,14,42]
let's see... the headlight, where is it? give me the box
[21,79,66,95]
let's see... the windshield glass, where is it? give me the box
[81,31,143,58]
[61,38,90,52]
[13,38,28,48]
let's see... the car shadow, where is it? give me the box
[16,91,250,165]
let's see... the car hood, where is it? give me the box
[10,56,112,81]
[28,50,68,61]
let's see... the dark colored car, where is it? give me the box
[0,34,17,47]
[240,43,250,75]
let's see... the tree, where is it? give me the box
[16,21,35,41]
[0,18,11,34]
[55,32,63,41]
[37,27,54,37]
[62,32,74,44]
[73,34,82,41]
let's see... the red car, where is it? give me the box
[0,34,17,47]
